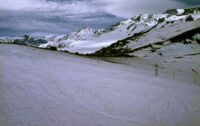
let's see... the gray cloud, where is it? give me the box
[0,0,200,37]
[0,0,102,18]
[98,0,184,18]
[0,8,121,37]
[0,0,188,18]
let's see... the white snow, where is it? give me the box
[127,20,200,51]
[0,44,200,126]
[177,9,184,15]
[193,33,200,40]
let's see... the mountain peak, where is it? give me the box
[76,27,95,33]
[164,7,200,15]
[1,7,200,56]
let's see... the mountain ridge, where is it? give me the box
[1,7,200,59]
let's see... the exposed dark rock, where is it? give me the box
[169,28,200,44]
[164,9,178,15]
[164,7,200,15]
[185,15,194,22]
[49,46,57,51]
[13,39,26,45]
[182,7,200,15]
[158,18,165,23]
[13,35,47,47]
[133,15,141,22]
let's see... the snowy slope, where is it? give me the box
[94,20,200,56]
[39,18,159,54]
[1,44,200,126]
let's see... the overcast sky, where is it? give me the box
[0,0,199,37]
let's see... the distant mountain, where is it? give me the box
[0,35,47,47]
[1,7,200,60]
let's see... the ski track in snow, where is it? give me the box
[0,44,200,126]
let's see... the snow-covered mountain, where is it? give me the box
[37,7,200,55]
[1,7,200,58]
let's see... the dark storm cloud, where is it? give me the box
[0,0,199,37]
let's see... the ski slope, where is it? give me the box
[0,44,200,126]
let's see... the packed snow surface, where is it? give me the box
[0,44,200,126]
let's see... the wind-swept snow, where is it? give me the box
[0,44,200,126]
